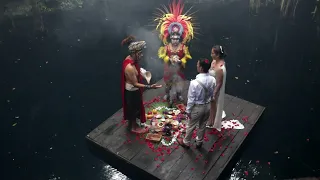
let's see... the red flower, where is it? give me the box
[204,59,209,64]
[242,116,249,122]
[166,149,171,154]
[244,171,248,176]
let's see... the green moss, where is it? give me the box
[36,2,54,13]
[58,0,83,10]
[4,0,84,17]
[5,4,32,16]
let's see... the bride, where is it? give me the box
[207,45,227,131]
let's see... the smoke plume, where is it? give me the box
[127,26,164,81]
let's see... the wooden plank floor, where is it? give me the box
[86,78,265,180]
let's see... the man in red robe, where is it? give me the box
[121,36,162,134]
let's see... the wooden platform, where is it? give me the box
[85,79,265,180]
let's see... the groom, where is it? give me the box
[177,58,216,149]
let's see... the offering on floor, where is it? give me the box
[142,102,188,146]
[145,133,162,142]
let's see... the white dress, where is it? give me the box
[208,65,227,131]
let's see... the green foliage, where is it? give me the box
[4,0,84,17]
[59,0,83,10]
[249,0,317,18]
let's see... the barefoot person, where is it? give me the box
[207,45,227,131]
[177,58,216,149]
[121,36,162,134]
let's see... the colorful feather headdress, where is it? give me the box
[154,0,196,45]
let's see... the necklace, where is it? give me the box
[169,44,181,53]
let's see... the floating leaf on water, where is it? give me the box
[235,77,239,79]
[12,123,17,126]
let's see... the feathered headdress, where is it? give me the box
[154,0,196,45]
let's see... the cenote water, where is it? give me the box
[1,0,319,179]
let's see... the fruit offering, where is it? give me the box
[176,104,186,112]
[158,122,164,127]
[146,114,154,119]
[152,109,158,114]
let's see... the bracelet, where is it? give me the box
[145,85,151,89]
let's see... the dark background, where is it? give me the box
[1,0,319,179]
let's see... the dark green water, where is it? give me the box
[1,0,319,179]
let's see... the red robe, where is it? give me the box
[121,58,146,123]
[163,44,186,82]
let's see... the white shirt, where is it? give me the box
[186,73,216,113]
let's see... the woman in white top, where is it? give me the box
[207,45,227,131]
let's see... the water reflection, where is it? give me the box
[228,159,274,180]
[48,174,61,180]
[101,165,130,180]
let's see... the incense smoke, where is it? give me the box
[127,26,164,82]
[49,0,171,82]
